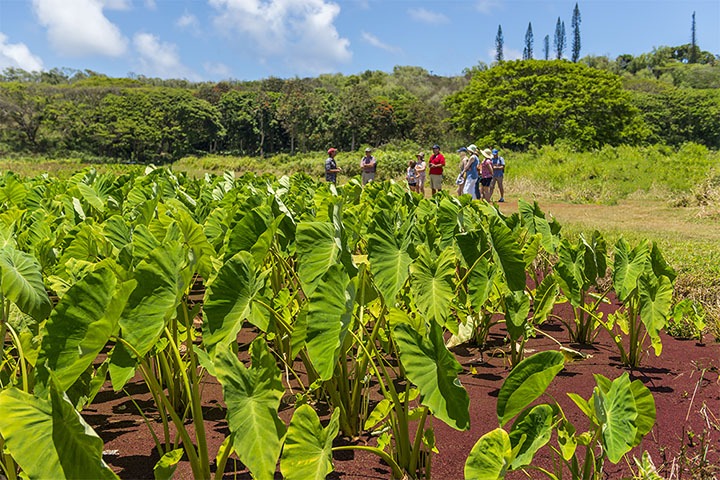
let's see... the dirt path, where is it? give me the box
[494,197,720,244]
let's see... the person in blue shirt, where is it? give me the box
[489,148,505,202]
[325,148,341,183]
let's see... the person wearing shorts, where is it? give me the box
[489,148,505,202]
[428,144,445,195]
[360,147,377,185]
[479,148,494,201]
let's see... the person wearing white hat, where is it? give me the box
[360,147,377,185]
[479,148,494,201]
[415,151,427,195]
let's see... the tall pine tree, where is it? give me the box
[495,25,504,63]
[523,22,534,60]
[571,3,581,62]
[544,35,550,60]
[689,11,698,63]
[554,17,566,59]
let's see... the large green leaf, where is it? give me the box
[280,405,340,480]
[518,199,555,254]
[224,205,274,265]
[503,290,530,341]
[467,257,497,312]
[0,247,52,321]
[581,231,607,285]
[488,216,526,292]
[214,338,286,480]
[305,264,355,381]
[612,238,650,302]
[202,251,263,354]
[508,403,555,469]
[38,268,133,392]
[392,322,470,430]
[464,428,512,480]
[109,243,188,389]
[555,239,584,307]
[295,221,341,295]
[593,373,638,464]
[629,377,656,446]
[638,273,673,356]
[367,226,412,303]
[497,351,564,426]
[410,244,456,326]
[532,274,558,324]
[0,382,118,480]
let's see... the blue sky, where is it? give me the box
[0,0,718,81]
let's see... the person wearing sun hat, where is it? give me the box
[325,147,341,183]
[428,144,445,195]
[461,145,480,199]
[360,147,377,185]
[479,148,494,201]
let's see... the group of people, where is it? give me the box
[454,144,505,202]
[324,144,505,202]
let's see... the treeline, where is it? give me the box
[0,66,463,163]
[0,46,719,162]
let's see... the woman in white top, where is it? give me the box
[414,152,426,196]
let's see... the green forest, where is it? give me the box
[1,44,719,164]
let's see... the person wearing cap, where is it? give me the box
[414,152,427,195]
[428,144,445,195]
[455,147,469,196]
[462,145,480,199]
[325,148,341,183]
[479,148,494,201]
[360,147,377,185]
[489,148,505,202]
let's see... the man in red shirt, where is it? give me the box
[428,144,446,195]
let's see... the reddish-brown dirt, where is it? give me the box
[88,303,720,480]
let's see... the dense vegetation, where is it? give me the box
[1,45,718,162]
[0,168,684,479]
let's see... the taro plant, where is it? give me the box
[464,350,657,480]
[666,298,706,342]
[341,311,471,480]
[599,239,675,367]
[554,231,609,344]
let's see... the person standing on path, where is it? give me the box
[415,152,427,195]
[455,147,469,196]
[462,145,480,199]
[325,148,341,183]
[489,148,505,202]
[428,144,446,195]
[360,147,377,185]
[479,148,494,201]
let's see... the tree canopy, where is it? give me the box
[445,60,642,150]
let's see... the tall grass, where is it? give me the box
[509,143,720,204]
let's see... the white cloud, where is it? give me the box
[361,32,401,53]
[133,33,198,79]
[145,0,156,8]
[0,33,44,71]
[32,0,128,57]
[408,7,449,24]
[203,61,231,77]
[176,13,199,29]
[209,0,351,73]
[476,0,502,14]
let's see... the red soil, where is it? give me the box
[88,308,720,480]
